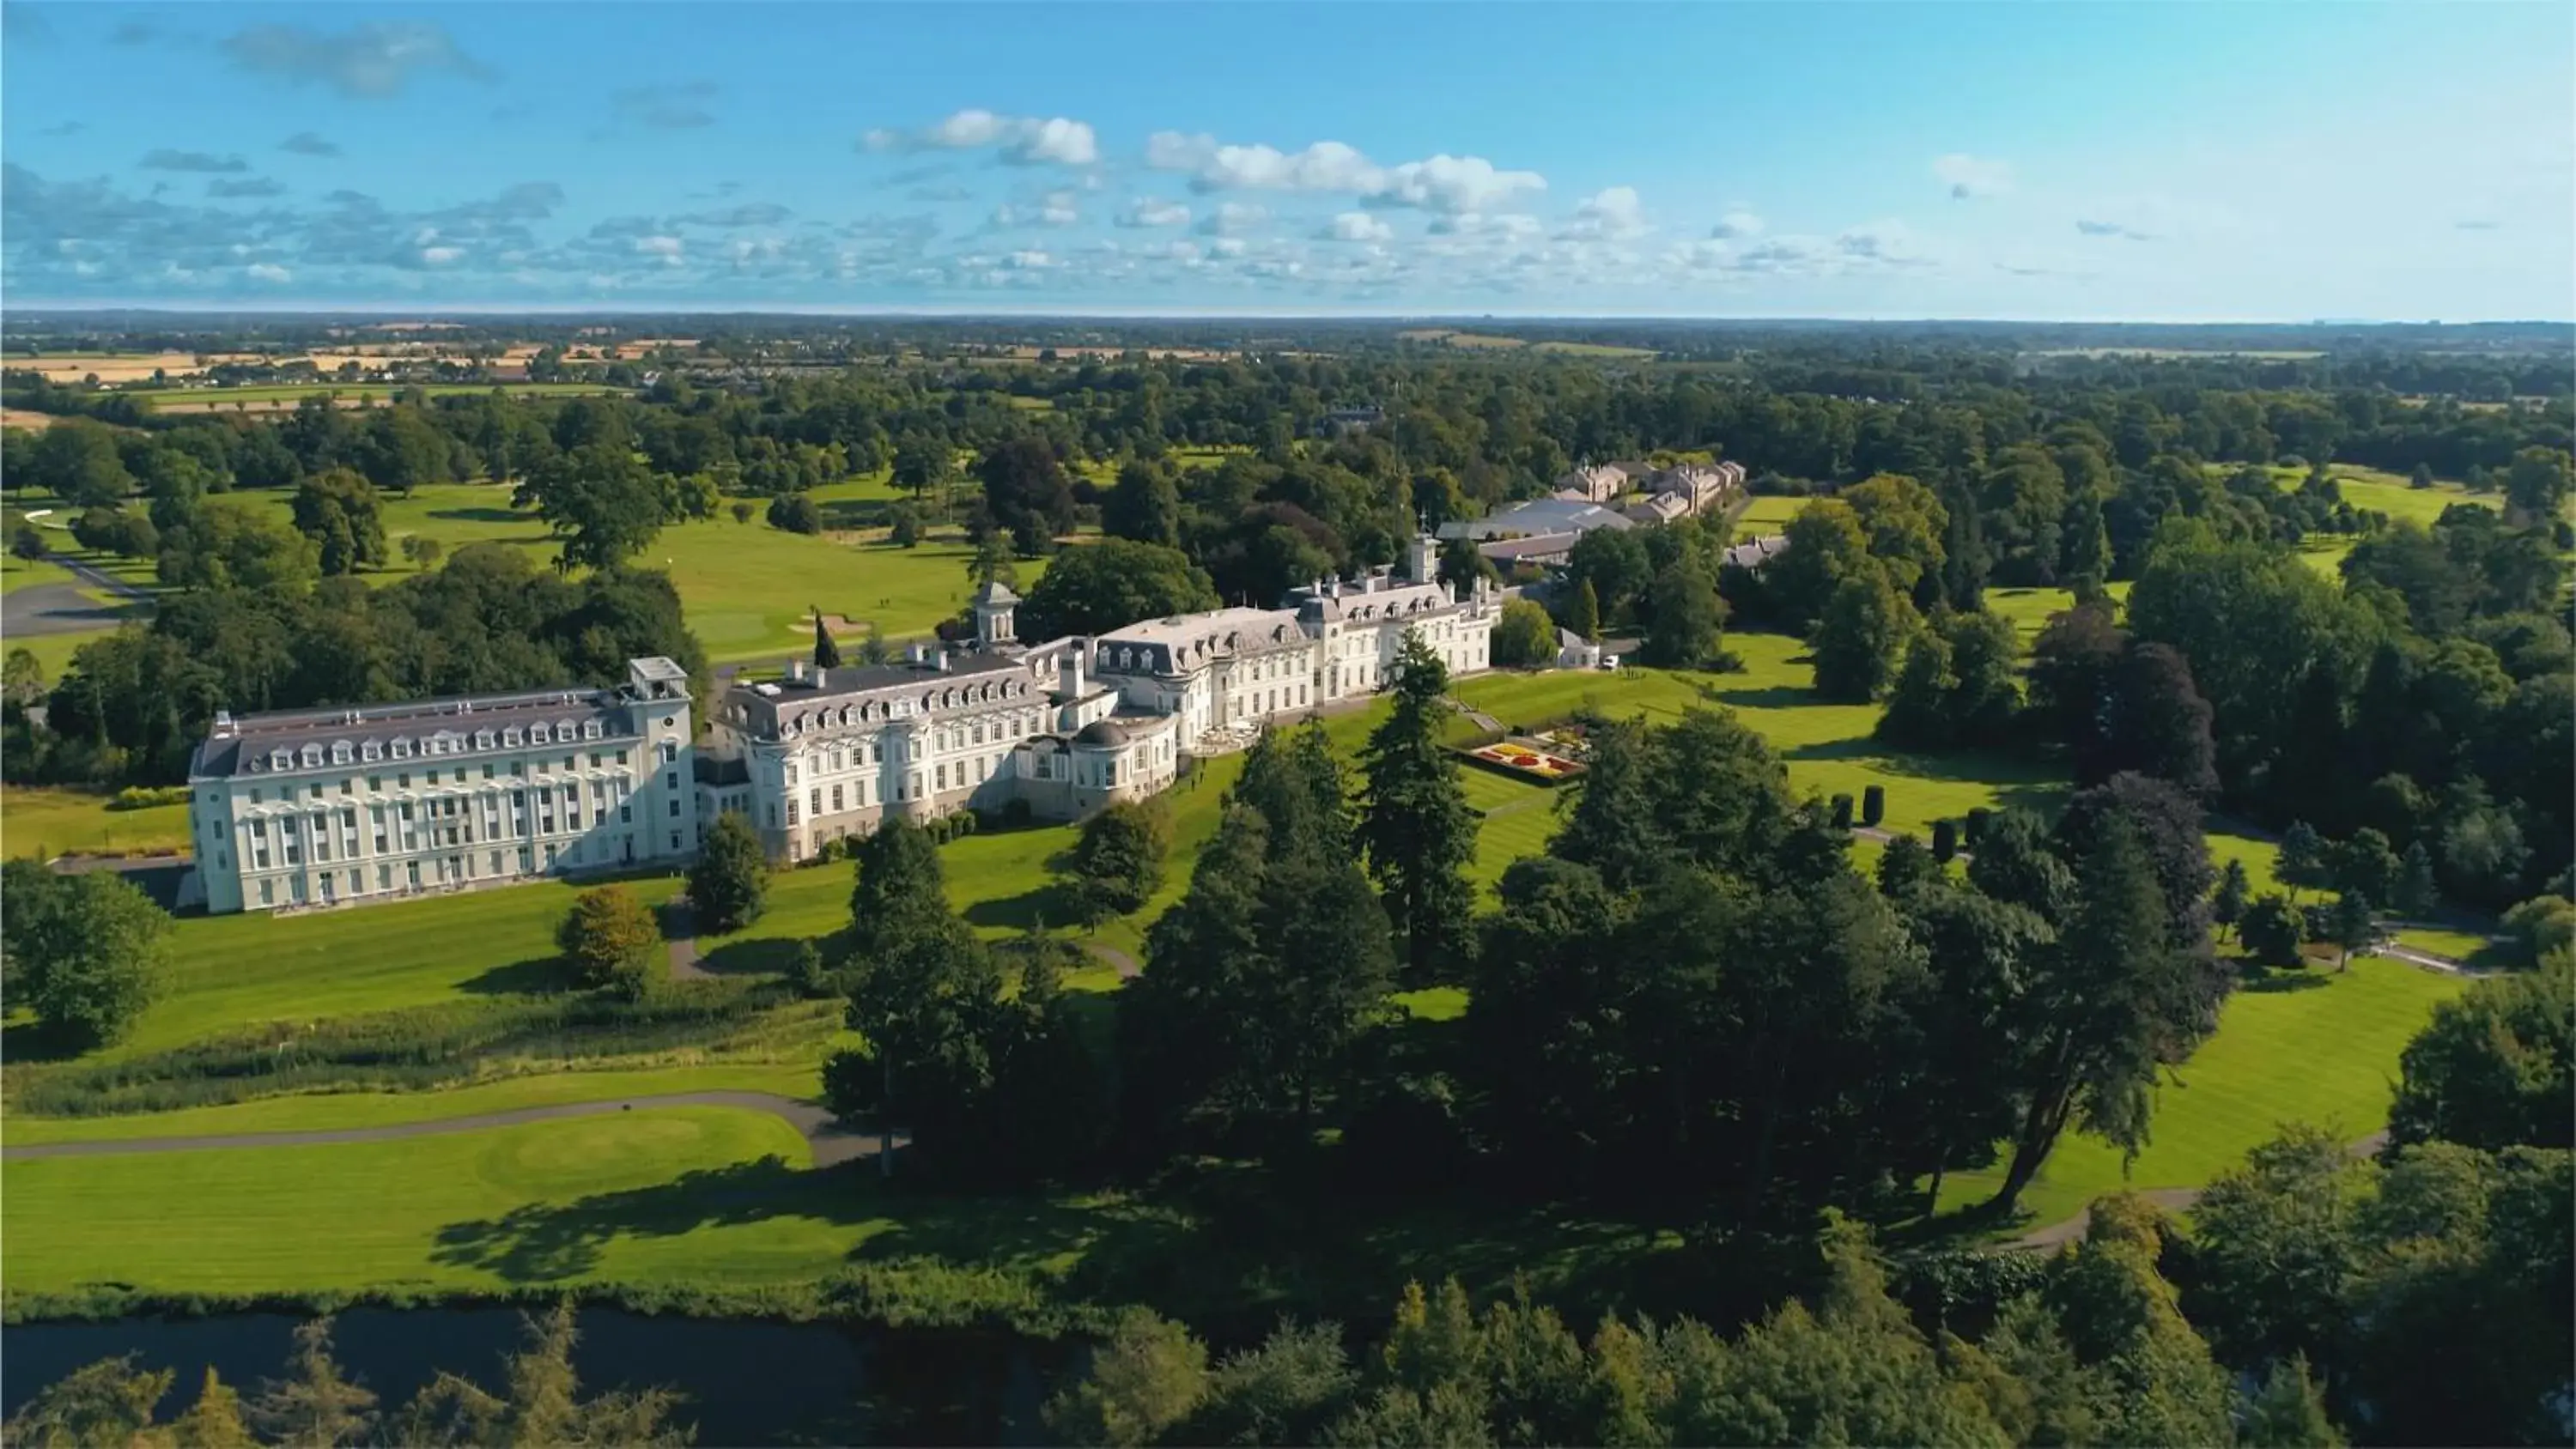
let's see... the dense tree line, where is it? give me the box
[8,543,704,785]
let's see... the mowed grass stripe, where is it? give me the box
[1,1107,841,1293]
[2,1063,825,1145]
[1934,956,2463,1229]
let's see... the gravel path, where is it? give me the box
[3,1091,890,1169]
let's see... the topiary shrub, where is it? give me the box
[1862,785,1886,828]
[1829,794,1854,831]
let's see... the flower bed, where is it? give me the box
[1462,738,1585,783]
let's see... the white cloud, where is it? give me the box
[1145,130,1544,214]
[1207,236,1248,258]
[419,245,463,266]
[635,234,683,265]
[1372,155,1546,214]
[1428,212,1542,239]
[2075,218,2153,241]
[1934,154,2014,200]
[1320,211,1393,243]
[1005,249,1054,269]
[1117,197,1192,228]
[993,189,1081,227]
[1195,201,1269,236]
[246,262,291,282]
[866,109,1097,167]
[1709,209,1765,239]
[1563,185,1649,239]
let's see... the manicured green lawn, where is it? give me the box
[2,1106,854,1293]
[1,786,191,857]
[1,632,106,684]
[1734,494,1805,531]
[1984,582,2134,651]
[0,550,77,593]
[95,874,687,1058]
[1934,955,2464,1230]
[3,1061,823,1144]
[655,521,1048,663]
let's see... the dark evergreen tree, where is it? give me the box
[1358,631,1479,981]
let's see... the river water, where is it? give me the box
[2,1307,1060,1446]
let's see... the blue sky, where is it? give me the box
[4,3,2569,318]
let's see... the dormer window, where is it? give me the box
[475,730,494,750]
[271,749,291,771]
[503,727,522,748]
[391,737,412,759]
[301,744,322,768]
[361,741,382,762]
[531,723,550,745]
[332,741,352,765]
[583,720,601,740]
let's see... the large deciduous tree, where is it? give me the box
[556,886,661,997]
[1638,555,1725,669]
[1015,538,1218,641]
[289,468,392,576]
[1061,799,1170,925]
[0,859,169,1048]
[1810,568,1912,702]
[519,442,670,573]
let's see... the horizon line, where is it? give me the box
[5,302,2573,328]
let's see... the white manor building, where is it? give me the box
[187,535,1499,912]
[185,658,700,914]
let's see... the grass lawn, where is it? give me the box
[1984,582,2134,651]
[3,1060,824,1145]
[1,786,191,857]
[88,874,687,1059]
[0,551,78,593]
[657,523,1048,664]
[1,632,110,684]
[0,1106,853,1294]
[1734,494,1806,532]
[1934,955,2464,1230]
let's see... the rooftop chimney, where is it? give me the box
[787,660,810,685]
[1060,647,1086,700]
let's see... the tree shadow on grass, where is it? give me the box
[424,506,532,524]
[430,1155,1171,1287]
[0,1016,89,1064]
[960,883,1073,936]
[1704,684,1819,712]
[694,936,806,976]
[2239,968,2335,994]
[431,1155,833,1282]
[457,955,575,995]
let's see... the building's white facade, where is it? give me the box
[187,658,697,914]
[187,537,1500,910]
[706,533,1498,864]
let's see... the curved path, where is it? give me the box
[3,1091,896,1170]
